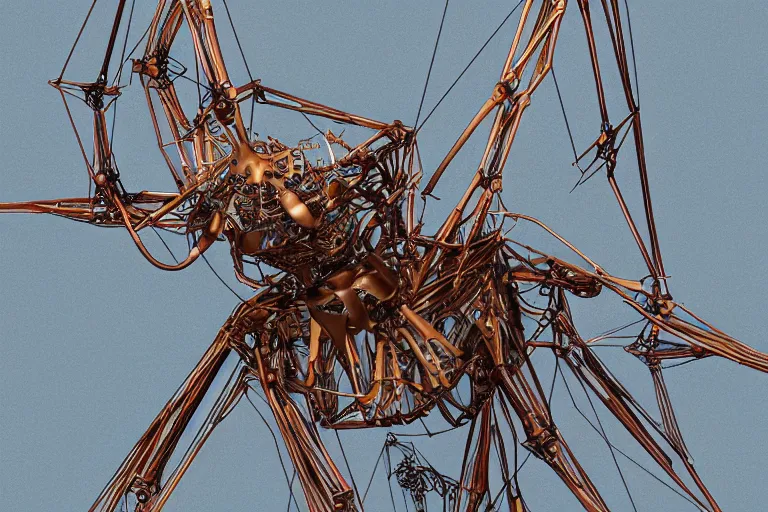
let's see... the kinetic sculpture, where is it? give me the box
[2,1,765,511]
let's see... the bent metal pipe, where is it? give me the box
[1,1,765,511]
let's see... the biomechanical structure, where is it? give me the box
[2,1,766,511]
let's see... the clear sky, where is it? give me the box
[1,1,767,511]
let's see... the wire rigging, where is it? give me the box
[623,0,641,106]
[413,0,450,128]
[109,0,137,155]
[335,430,365,511]
[13,1,766,510]
[558,365,702,510]
[221,0,257,133]
[551,66,579,163]
[566,364,639,512]
[416,0,525,133]
[245,389,301,510]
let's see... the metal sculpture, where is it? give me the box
[2,1,766,511]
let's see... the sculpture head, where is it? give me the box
[228,137,320,229]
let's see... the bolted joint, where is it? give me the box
[523,423,561,462]
[492,71,521,103]
[332,490,356,511]
[211,83,238,124]
[491,82,511,103]
[130,476,159,509]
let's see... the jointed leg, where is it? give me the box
[496,365,609,512]
[253,345,357,512]
[455,400,495,512]
[89,298,268,512]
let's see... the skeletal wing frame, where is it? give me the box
[2,1,767,511]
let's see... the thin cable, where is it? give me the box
[571,159,607,192]
[593,318,647,339]
[558,366,702,509]
[334,430,365,511]
[362,444,387,503]
[244,390,300,509]
[201,253,247,302]
[551,66,579,162]
[418,416,432,436]
[544,355,560,421]
[623,0,640,106]
[285,470,297,512]
[221,0,257,133]
[565,365,638,512]
[60,0,99,79]
[662,358,699,370]
[109,0,137,155]
[390,425,461,437]
[151,227,180,263]
[175,73,213,92]
[489,407,516,510]
[112,20,152,87]
[301,112,325,137]
[414,0,450,128]
[385,453,399,512]
[416,0,524,133]
[401,488,410,512]
[193,32,204,107]
[112,0,136,87]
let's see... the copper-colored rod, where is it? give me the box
[626,114,668,281]
[423,96,499,199]
[489,404,520,510]
[88,304,245,511]
[97,0,128,82]
[626,302,768,373]
[605,1,632,86]
[151,373,247,512]
[603,0,667,281]
[157,87,195,165]
[132,182,206,231]
[606,173,658,277]
[651,367,722,511]
[461,400,494,512]
[562,350,710,510]
[496,212,603,270]
[6,0,768,510]
[577,0,663,280]
[576,0,610,124]
[159,5,185,53]
[503,0,536,77]
[143,0,170,54]
[425,1,565,201]
[253,347,353,512]
[55,86,95,178]
[455,414,480,511]
[140,78,187,189]
[199,0,231,87]
[236,81,393,132]
[178,1,218,86]
[93,109,112,173]
[597,1,629,83]
[417,0,567,294]
[112,192,217,271]
[579,0,666,283]
[0,198,92,214]
[497,368,609,511]
[577,1,660,280]
[431,1,566,242]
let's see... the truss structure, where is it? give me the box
[2,1,765,511]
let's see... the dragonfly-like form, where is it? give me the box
[2,1,766,511]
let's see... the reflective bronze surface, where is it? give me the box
[1,1,765,511]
